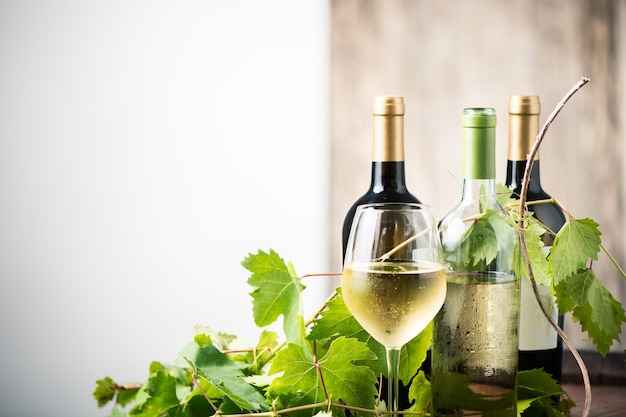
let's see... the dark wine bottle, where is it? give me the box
[506,95,566,382]
[341,96,420,257]
[341,96,420,410]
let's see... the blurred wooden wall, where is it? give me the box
[329,0,626,351]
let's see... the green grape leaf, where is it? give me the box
[227,330,280,375]
[517,369,564,401]
[250,330,281,372]
[93,377,141,409]
[307,289,386,375]
[406,370,431,413]
[518,380,576,417]
[307,289,364,341]
[149,361,191,385]
[459,216,497,267]
[193,325,237,349]
[520,399,570,417]
[129,372,181,417]
[180,342,268,411]
[94,377,118,408]
[267,343,317,401]
[243,249,306,344]
[183,393,218,417]
[554,268,626,356]
[496,183,519,208]
[269,337,378,410]
[455,209,514,269]
[549,218,601,284]
[517,217,551,286]
[117,386,142,408]
[400,322,433,384]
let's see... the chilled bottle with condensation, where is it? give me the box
[506,95,566,382]
[341,96,420,258]
[432,108,520,417]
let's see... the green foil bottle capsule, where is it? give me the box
[461,108,497,179]
[432,107,520,417]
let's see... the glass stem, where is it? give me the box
[386,347,401,417]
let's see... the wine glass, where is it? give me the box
[342,203,446,416]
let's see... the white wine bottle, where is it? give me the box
[432,108,519,417]
[341,96,420,257]
[506,95,566,382]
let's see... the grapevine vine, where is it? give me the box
[517,77,591,417]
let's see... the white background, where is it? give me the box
[0,2,330,416]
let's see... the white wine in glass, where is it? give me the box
[342,203,446,416]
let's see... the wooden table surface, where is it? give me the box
[563,384,626,417]
[561,351,626,417]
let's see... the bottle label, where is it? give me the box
[519,265,558,350]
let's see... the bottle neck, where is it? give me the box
[370,161,408,193]
[505,159,544,195]
[460,178,498,205]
